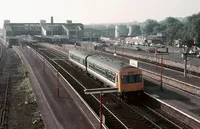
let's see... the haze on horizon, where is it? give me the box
[0,0,200,26]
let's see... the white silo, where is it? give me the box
[115,25,128,38]
[115,25,119,38]
[128,26,132,36]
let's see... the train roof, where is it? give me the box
[87,54,135,72]
[69,49,137,72]
[69,48,94,58]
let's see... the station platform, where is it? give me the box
[14,46,99,129]
[145,80,200,121]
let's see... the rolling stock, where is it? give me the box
[69,49,144,97]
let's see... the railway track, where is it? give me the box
[0,75,11,129]
[30,44,189,128]
[0,44,11,129]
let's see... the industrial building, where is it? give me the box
[3,18,84,46]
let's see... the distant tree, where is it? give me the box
[142,19,159,35]
[181,13,200,47]
[131,25,141,36]
[162,17,180,25]
[158,17,183,42]
[182,39,194,49]
[153,24,166,34]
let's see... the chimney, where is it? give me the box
[51,16,54,24]
[51,16,54,36]
[66,20,72,24]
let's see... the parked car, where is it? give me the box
[133,46,142,51]
[146,47,159,53]
[114,42,120,46]
[156,44,165,48]
[138,42,145,46]
[150,43,158,48]
[197,53,200,58]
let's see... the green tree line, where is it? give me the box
[84,12,200,47]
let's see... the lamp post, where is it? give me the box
[56,67,60,98]
[155,52,169,90]
[43,57,46,75]
[99,92,103,129]
[35,51,37,63]
[156,54,158,69]
[84,88,118,129]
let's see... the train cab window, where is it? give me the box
[135,74,142,83]
[121,74,142,84]
[121,75,128,84]
[128,75,135,83]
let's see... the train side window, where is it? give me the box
[105,70,108,76]
[107,71,112,81]
[115,75,118,83]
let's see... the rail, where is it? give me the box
[0,75,11,129]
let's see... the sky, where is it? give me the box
[0,0,200,26]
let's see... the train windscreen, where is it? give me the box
[121,74,142,84]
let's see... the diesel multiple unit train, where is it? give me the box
[69,49,144,97]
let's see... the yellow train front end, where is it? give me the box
[118,68,144,96]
